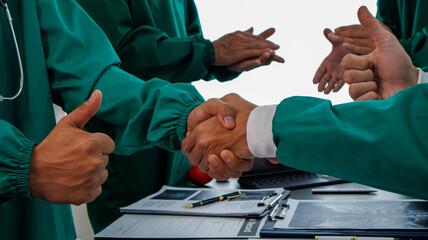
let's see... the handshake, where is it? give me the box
[182,93,278,181]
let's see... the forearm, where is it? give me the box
[0,121,35,209]
[271,86,428,200]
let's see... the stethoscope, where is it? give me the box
[0,0,24,102]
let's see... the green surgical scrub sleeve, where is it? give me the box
[377,0,428,67]
[273,84,428,200]
[0,0,203,238]
[76,0,240,82]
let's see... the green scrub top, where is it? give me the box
[75,0,242,233]
[377,0,428,68]
[0,0,203,238]
[76,0,240,83]
[273,84,428,200]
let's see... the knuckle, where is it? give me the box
[81,136,100,152]
[343,71,351,84]
[348,85,358,100]
[341,54,352,68]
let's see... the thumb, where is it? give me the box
[187,99,236,133]
[61,90,102,129]
[358,6,393,46]
[258,28,275,39]
[323,28,334,43]
[245,27,254,34]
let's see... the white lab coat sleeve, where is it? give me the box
[418,68,428,84]
[246,105,277,158]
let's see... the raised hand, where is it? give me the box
[29,90,115,205]
[182,93,256,175]
[213,27,284,72]
[313,28,351,94]
[226,28,285,72]
[342,6,419,101]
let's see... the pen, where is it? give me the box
[311,189,377,194]
[185,190,241,208]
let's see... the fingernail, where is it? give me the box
[224,116,235,128]
[89,91,97,102]
[208,157,218,167]
[209,166,216,173]
[221,152,231,163]
[331,35,339,41]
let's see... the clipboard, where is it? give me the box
[260,199,428,239]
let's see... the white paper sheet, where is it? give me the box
[95,214,266,239]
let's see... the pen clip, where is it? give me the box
[226,193,241,200]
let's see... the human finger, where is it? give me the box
[244,27,254,34]
[271,53,285,63]
[341,53,372,71]
[343,69,374,84]
[318,73,331,92]
[323,28,334,43]
[348,81,377,101]
[324,77,338,94]
[181,132,198,161]
[258,28,275,39]
[60,90,102,129]
[333,79,345,92]
[207,155,230,181]
[335,24,364,31]
[355,91,381,101]
[332,35,374,48]
[334,25,371,38]
[186,98,235,133]
[208,154,243,179]
[228,58,262,72]
[267,158,279,164]
[93,132,115,154]
[358,6,394,45]
[220,150,253,172]
[343,43,375,55]
[98,169,109,186]
[313,64,327,84]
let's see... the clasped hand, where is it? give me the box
[183,93,256,181]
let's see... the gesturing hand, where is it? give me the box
[182,93,256,175]
[29,90,115,205]
[341,6,419,101]
[226,28,285,72]
[332,24,375,55]
[313,28,351,94]
[213,27,284,71]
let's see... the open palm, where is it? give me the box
[313,29,351,94]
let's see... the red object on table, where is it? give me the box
[187,165,213,186]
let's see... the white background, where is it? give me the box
[193,0,377,105]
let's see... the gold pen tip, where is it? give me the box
[185,205,193,208]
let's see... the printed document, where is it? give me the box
[121,185,286,217]
[95,214,266,239]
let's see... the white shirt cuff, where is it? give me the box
[246,105,277,158]
[417,68,428,84]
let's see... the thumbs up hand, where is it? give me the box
[29,90,115,205]
[342,6,419,101]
